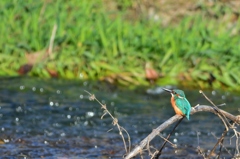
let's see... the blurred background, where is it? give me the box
[0,1,240,158]
[0,0,240,91]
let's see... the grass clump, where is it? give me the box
[0,0,239,91]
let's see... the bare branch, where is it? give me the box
[207,129,228,159]
[125,105,239,159]
[154,117,184,158]
[199,90,231,130]
[158,134,177,148]
[85,90,239,158]
[85,90,131,154]
[197,146,206,159]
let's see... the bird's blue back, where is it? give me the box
[173,90,191,120]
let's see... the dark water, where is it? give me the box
[0,78,239,159]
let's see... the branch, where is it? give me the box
[154,117,184,158]
[85,91,131,154]
[125,105,240,159]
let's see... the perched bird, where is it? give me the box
[162,88,191,120]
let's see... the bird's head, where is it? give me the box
[162,88,186,99]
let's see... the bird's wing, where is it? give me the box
[175,98,191,117]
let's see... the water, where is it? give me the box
[0,77,239,158]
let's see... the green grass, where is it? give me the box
[0,0,240,91]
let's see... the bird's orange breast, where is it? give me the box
[171,96,183,115]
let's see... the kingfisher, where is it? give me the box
[162,88,191,120]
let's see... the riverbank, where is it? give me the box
[0,0,239,91]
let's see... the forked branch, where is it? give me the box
[125,105,240,159]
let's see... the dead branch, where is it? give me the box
[208,128,228,159]
[154,117,184,158]
[85,91,131,154]
[125,105,240,159]
[200,90,231,130]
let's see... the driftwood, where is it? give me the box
[125,105,240,159]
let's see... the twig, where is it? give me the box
[121,126,132,153]
[207,129,228,159]
[158,134,177,148]
[218,136,224,159]
[231,123,240,156]
[85,90,239,158]
[125,115,182,159]
[85,90,131,154]
[199,90,234,158]
[197,131,207,158]
[154,117,184,159]
[220,121,234,158]
[199,90,231,130]
[147,142,158,157]
[197,146,206,159]
[125,105,240,159]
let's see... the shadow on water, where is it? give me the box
[0,77,239,158]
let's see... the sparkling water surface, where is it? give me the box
[0,77,239,158]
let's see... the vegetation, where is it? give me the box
[0,0,239,91]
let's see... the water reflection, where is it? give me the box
[0,78,238,158]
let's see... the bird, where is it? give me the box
[162,88,191,120]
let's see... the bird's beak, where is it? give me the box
[162,88,172,93]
